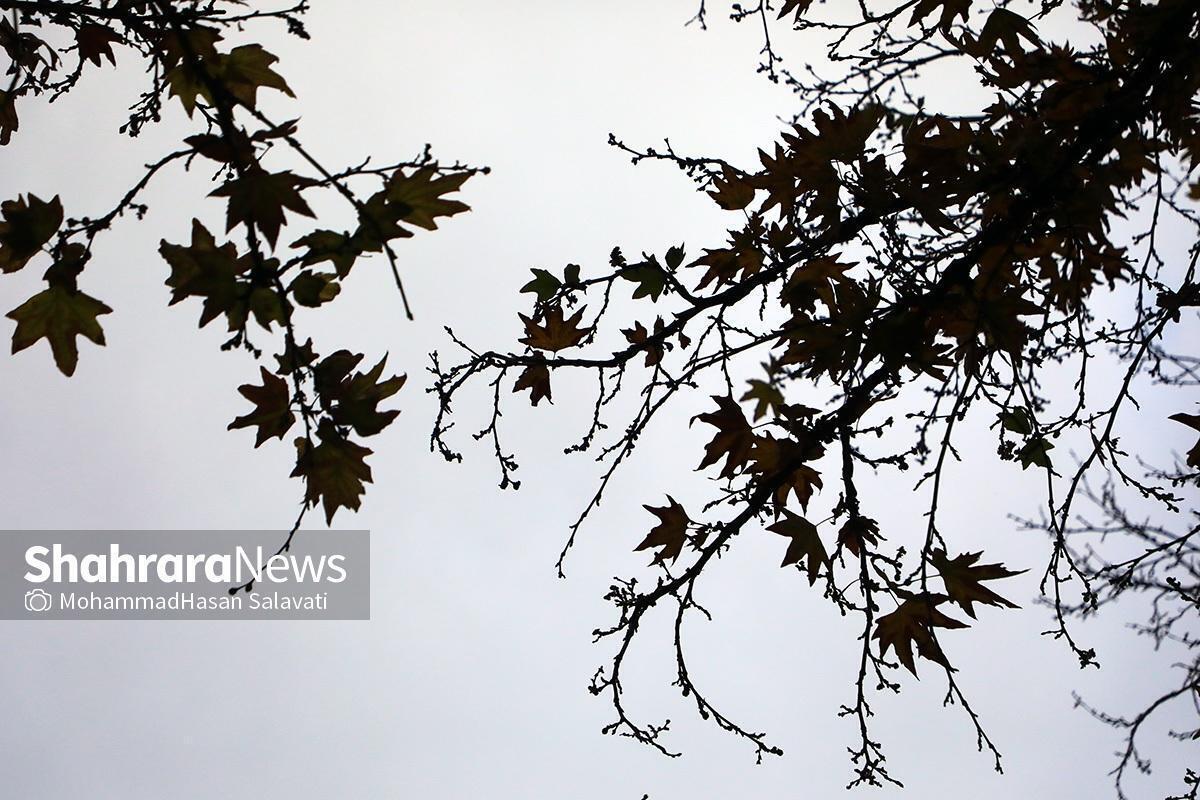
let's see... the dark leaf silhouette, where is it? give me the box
[874,593,968,676]
[1168,413,1200,468]
[0,2,480,546]
[514,364,552,406]
[7,285,111,376]
[228,366,295,447]
[693,394,754,479]
[636,497,691,564]
[930,549,1025,618]
[210,169,316,248]
[519,305,589,352]
[767,510,828,584]
[0,194,62,273]
[76,24,120,67]
[291,422,374,525]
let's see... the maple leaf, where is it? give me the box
[767,510,828,584]
[622,318,671,367]
[1168,412,1200,468]
[164,63,211,117]
[976,8,1040,58]
[384,167,471,231]
[873,593,968,676]
[741,378,784,421]
[76,24,121,67]
[749,142,798,219]
[0,90,18,146]
[157,25,222,69]
[521,264,581,303]
[838,515,881,557]
[776,0,815,24]
[518,305,589,352]
[41,242,88,287]
[185,132,255,165]
[1018,436,1054,470]
[227,366,295,447]
[514,363,552,406]
[291,422,374,524]
[276,337,317,375]
[216,44,293,108]
[210,169,315,247]
[708,166,756,210]
[337,358,406,437]
[999,407,1034,436]
[291,230,365,278]
[777,463,823,511]
[159,220,251,329]
[750,433,825,510]
[693,395,755,479]
[908,0,971,30]
[521,268,562,303]
[805,105,884,164]
[780,256,854,313]
[314,351,406,437]
[620,254,671,301]
[7,284,111,376]
[168,42,294,116]
[636,497,691,564]
[930,548,1025,618]
[288,270,340,307]
[0,194,63,273]
[780,318,857,381]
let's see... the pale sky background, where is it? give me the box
[0,2,1194,798]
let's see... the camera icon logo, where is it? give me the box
[24,588,52,613]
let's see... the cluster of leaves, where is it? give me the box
[433,0,1200,792]
[0,1,479,539]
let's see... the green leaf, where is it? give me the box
[314,351,406,437]
[248,285,287,329]
[167,43,293,116]
[291,230,362,278]
[1018,436,1054,470]
[210,169,315,247]
[0,194,63,273]
[165,62,208,116]
[217,44,293,109]
[741,378,784,421]
[384,166,471,231]
[159,220,249,329]
[7,284,111,376]
[289,270,340,307]
[520,268,561,303]
[999,407,1033,436]
[620,255,668,301]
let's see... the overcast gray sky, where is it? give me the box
[0,2,1193,797]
